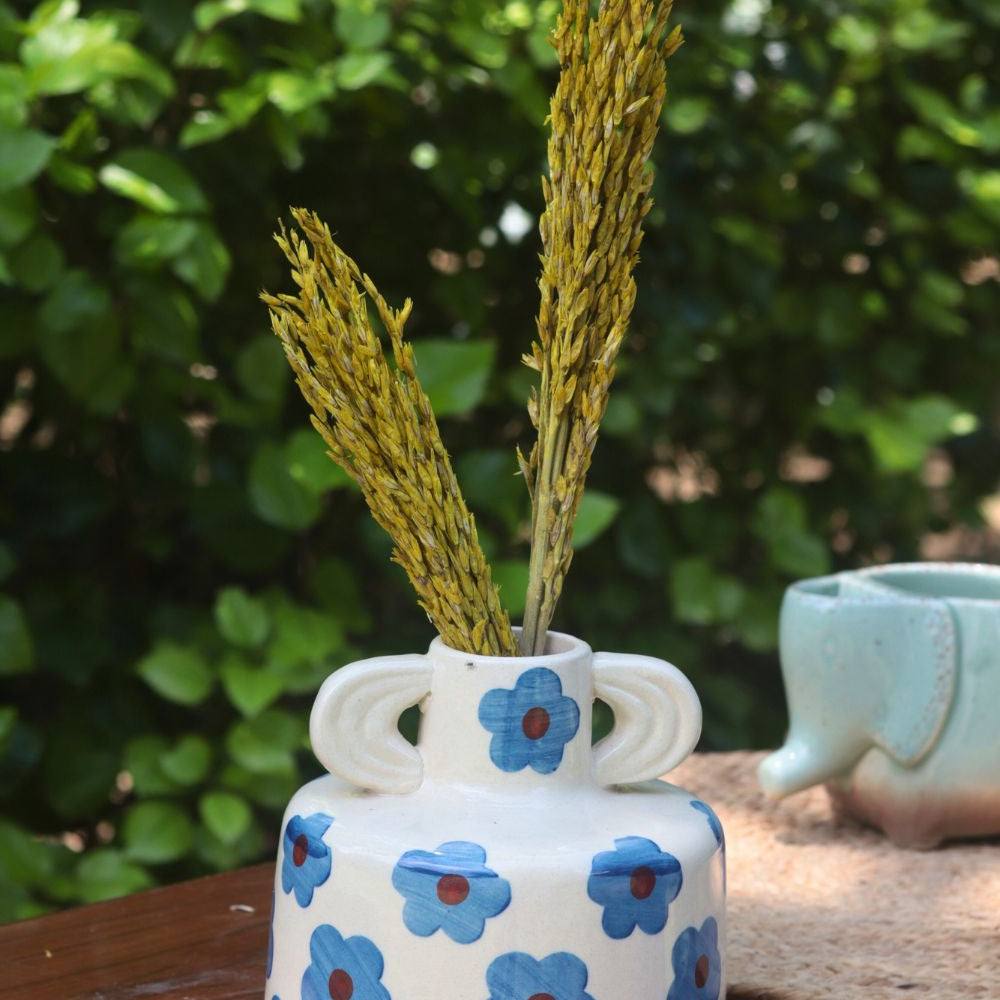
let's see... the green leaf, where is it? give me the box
[194,0,302,31]
[411,339,496,417]
[37,271,129,408]
[891,9,969,53]
[115,215,199,266]
[491,559,529,617]
[99,149,207,214]
[448,23,509,69]
[732,587,782,654]
[123,802,194,864]
[181,112,236,149]
[0,820,63,889]
[126,281,200,363]
[601,395,642,436]
[665,97,712,135]
[828,15,880,56]
[573,491,621,549]
[0,596,34,675]
[751,489,831,578]
[226,709,302,775]
[269,601,343,665]
[215,587,270,648]
[74,849,153,904]
[45,152,97,194]
[174,30,245,72]
[220,76,270,123]
[22,16,172,97]
[670,557,745,626]
[171,221,231,301]
[307,557,371,632]
[43,737,118,818]
[0,67,28,128]
[454,448,522,527]
[27,2,81,30]
[248,442,323,531]
[266,70,336,114]
[8,232,65,292]
[235,335,288,406]
[124,736,178,796]
[241,0,303,23]
[815,386,865,436]
[0,130,57,192]
[865,395,971,473]
[335,1,391,50]
[336,51,393,91]
[199,791,252,844]
[0,187,37,247]
[137,641,214,705]
[219,762,298,810]
[286,429,352,493]
[180,75,268,147]
[220,652,284,716]
[161,734,213,785]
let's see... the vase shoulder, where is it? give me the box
[283,772,722,864]
[269,774,726,1000]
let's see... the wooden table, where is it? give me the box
[3,753,997,1000]
[1,863,273,999]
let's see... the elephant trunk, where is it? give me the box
[758,737,842,799]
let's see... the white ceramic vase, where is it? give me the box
[265,631,726,1000]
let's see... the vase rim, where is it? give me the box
[429,627,591,665]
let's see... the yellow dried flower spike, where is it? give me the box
[519,0,682,655]
[262,209,517,657]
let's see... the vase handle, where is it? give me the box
[592,652,702,786]
[310,654,433,794]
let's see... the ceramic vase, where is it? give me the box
[265,630,726,1000]
[759,561,1000,848]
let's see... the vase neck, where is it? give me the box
[416,633,596,792]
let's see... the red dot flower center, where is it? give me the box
[694,953,710,989]
[528,994,556,1000]
[630,865,656,899]
[521,706,551,740]
[436,873,470,905]
[328,968,354,1000]
[293,833,309,867]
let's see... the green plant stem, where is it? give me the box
[520,399,570,655]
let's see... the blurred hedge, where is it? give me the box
[1,0,998,918]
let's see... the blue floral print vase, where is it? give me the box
[267,630,726,999]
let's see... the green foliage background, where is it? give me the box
[1,0,998,918]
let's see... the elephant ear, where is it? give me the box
[839,576,958,767]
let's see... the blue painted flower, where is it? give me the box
[301,924,391,1000]
[281,812,333,907]
[266,891,275,978]
[666,917,722,1000]
[478,667,580,774]
[690,800,724,849]
[392,840,511,943]
[587,835,682,939]
[485,951,595,1000]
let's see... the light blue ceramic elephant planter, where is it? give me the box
[759,562,1000,848]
